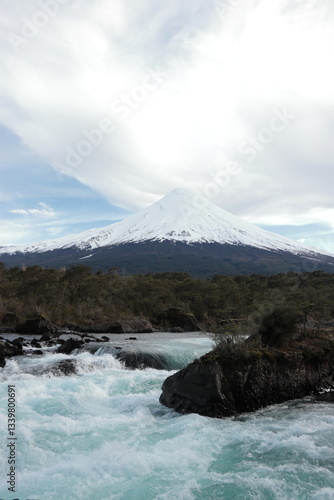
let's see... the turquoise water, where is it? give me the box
[0,334,334,500]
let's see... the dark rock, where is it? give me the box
[31,339,42,348]
[0,340,23,364]
[40,332,58,341]
[16,315,59,338]
[116,350,168,370]
[0,355,5,368]
[160,336,334,418]
[155,308,201,332]
[47,339,59,346]
[12,337,26,347]
[127,337,137,340]
[34,350,44,355]
[43,359,78,376]
[105,317,154,334]
[57,338,84,354]
[101,336,110,342]
[0,340,23,357]
[82,334,98,342]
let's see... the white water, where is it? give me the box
[1,333,334,500]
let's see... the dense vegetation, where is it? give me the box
[0,262,334,330]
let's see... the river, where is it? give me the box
[0,332,333,499]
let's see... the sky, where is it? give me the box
[0,0,334,255]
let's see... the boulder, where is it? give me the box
[43,359,78,376]
[16,315,59,339]
[12,337,26,347]
[0,340,23,357]
[116,350,168,370]
[160,335,334,418]
[31,339,42,348]
[155,308,201,332]
[0,340,23,368]
[57,338,84,354]
[105,317,154,334]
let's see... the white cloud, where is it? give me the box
[9,202,56,217]
[0,0,334,244]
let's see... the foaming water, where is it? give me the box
[0,333,333,500]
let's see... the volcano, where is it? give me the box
[1,188,333,277]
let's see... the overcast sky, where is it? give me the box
[1,0,334,254]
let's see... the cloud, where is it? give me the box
[0,0,333,242]
[9,202,56,217]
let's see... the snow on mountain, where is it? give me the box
[0,188,328,257]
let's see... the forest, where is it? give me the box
[0,262,334,331]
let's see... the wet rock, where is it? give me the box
[160,336,334,418]
[0,340,23,368]
[31,339,42,348]
[155,308,201,332]
[116,350,168,370]
[43,359,78,376]
[12,337,26,347]
[57,338,84,354]
[34,350,44,355]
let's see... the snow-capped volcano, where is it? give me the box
[1,188,333,276]
[0,188,326,256]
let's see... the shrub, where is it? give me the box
[259,306,298,347]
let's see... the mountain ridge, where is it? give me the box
[1,188,333,277]
[0,188,330,257]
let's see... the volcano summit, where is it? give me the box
[1,188,333,276]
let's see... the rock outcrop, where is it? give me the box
[105,317,154,334]
[16,315,59,339]
[160,336,334,418]
[155,308,201,332]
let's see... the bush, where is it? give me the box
[259,307,298,347]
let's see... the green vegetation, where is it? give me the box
[0,263,334,331]
[259,306,298,347]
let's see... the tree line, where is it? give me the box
[0,263,333,328]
